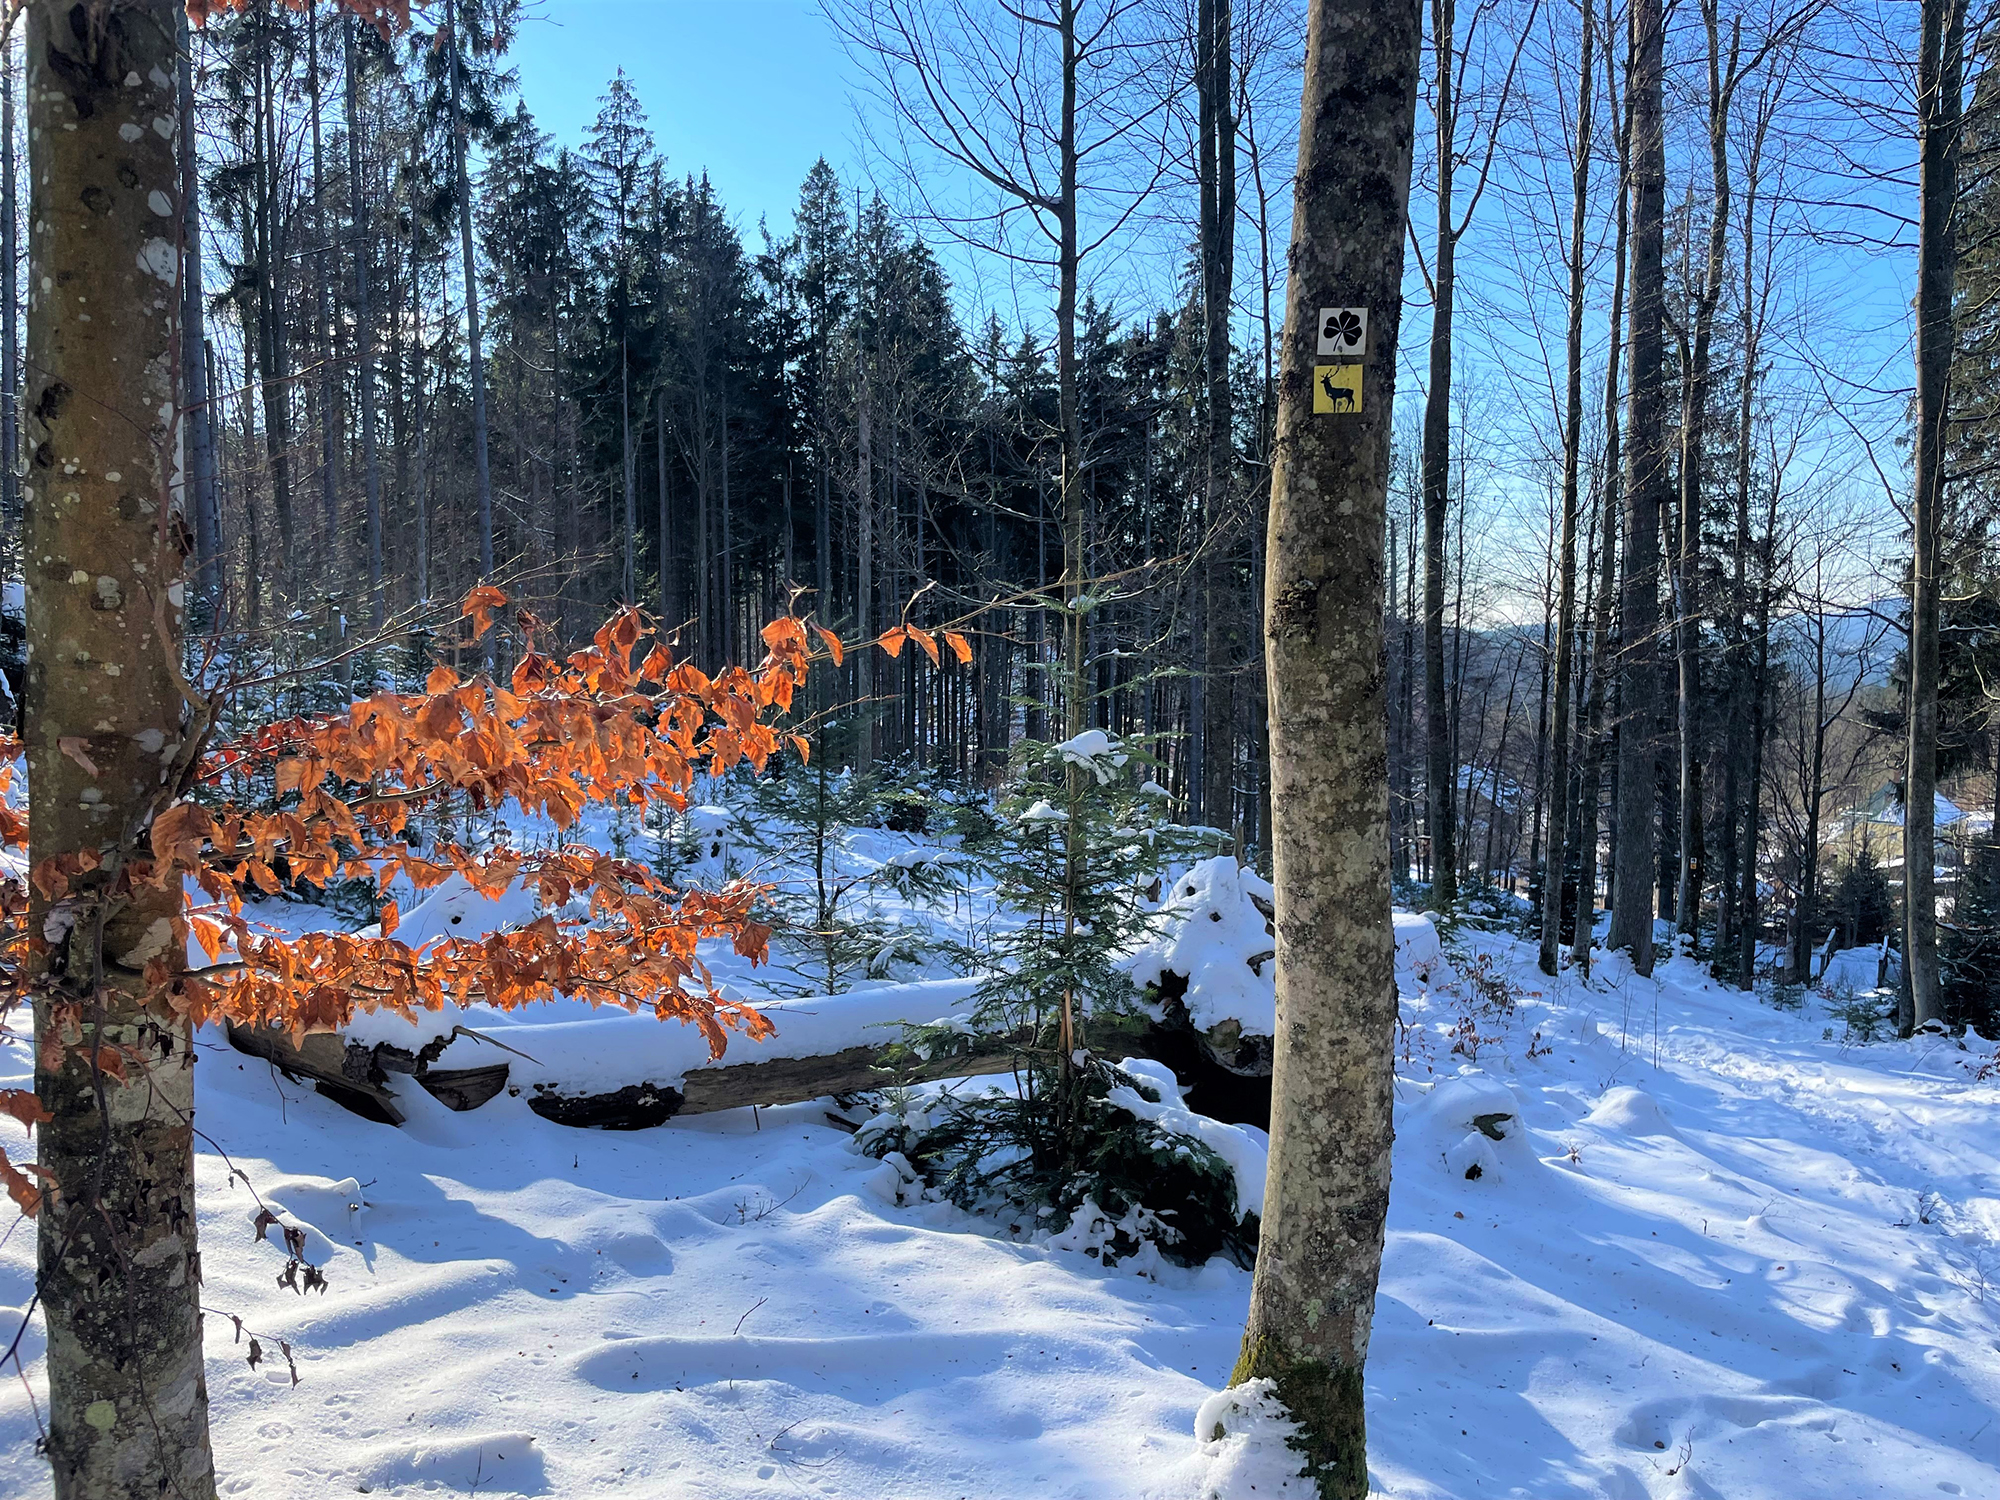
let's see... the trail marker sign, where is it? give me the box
[1314,364,1362,415]
[1317,307,1367,358]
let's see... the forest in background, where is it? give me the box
[0,0,1984,1020]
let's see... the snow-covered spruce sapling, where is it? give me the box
[739,741,964,993]
[863,730,1239,1260]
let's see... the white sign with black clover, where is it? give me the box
[1316,307,1367,358]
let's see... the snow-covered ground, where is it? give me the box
[1,829,1997,1495]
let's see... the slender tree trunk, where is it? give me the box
[26,4,219,1492]
[1230,1,1418,1492]
[1907,0,1965,1032]
[253,6,294,602]
[1572,0,1631,973]
[1,42,15,543]
[1198,0,1236,830]
[1608,0,1665,973]
[346,18,383,632]
[1421,0,1460,907]
[1540,0,1594,972]
[179,11,220,619]
[308,10,337,594]
[447,0,494,587]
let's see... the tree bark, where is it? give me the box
[1540,0,1593,974]
[346,18,383,632]
[447,0,494,589]
[1907,0,1965,1032]
[1230,0,1418,1491]
[1607,0,1665,973]
[178,11,220,621]
[1198,0,1236,833]
[1420,0,1459,908]
[25,3,218,1493]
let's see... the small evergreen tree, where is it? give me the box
[865,728,1244,1262]
[1943,837,2000,1036]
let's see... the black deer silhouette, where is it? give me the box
[1320,369,1355,413]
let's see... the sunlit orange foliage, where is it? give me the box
[0,591,977,1211]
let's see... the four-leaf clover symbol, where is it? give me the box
[1324,309,1364,350]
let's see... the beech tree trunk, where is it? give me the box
[447,0,494,588]
[1230,0,1418,1491]
[1420,0,1459,908]
[346,17,383,631]
[1607,0,1664,973]
[1539,0,1593,975]
[1906,0,1965,1033]
[25,4,218,1494]
[1197,0,1236,834]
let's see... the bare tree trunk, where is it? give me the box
[346,17,382,632]
[308,9,338,594]
[1907,0,1965,1032]
[1198,0,1236,830]
[1608,0,1665,973]
[1572,0,1630,973]
[1,42,14,545]
[1229,0,1418,1492]
[1540,0,1593,973]
[1420,0,1460,907]
[179,11,221,619]
[26,4,219,1492]
[253,3,294,603]
[447,0,494,588]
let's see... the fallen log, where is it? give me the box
[224,1006,1267,1131]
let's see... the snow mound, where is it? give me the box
[1584,1084,1680,1138]
[1157,1378,1312,1498]
[1393,910,1452,988]
[1408,1071,1533,1184]
[1109,1058,1270,1218]
[1127,856,1276,1033]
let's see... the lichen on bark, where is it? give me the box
[1233,0,1420,1495]
[24,2,219,1495]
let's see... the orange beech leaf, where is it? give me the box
[462,584,510,641]
[425,664,459,694]
[944,631,974,665]
[789,735,812,764]
[379,901,399,938]
[0,1090,50,1132]
[878,626,908,659]
[0,1150,45,1217]
[913,630,942,666]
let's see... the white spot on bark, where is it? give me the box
[95,576,121,608]
[68,570,88,585]
[147,191,172,217]
[124,71,141,87]
[84,1401,117,1432]
[167,581,184,607]
[102,663,120,677]
[118,917,174,968]
[119,123,144,143]
[152,116,174,139]
[138,239,177,283]
[79,787,101,804]
[105,471,121,483]
[135,728,165,754]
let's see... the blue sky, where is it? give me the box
[509,0,860,243]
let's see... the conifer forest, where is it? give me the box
[0,1,1996,1498]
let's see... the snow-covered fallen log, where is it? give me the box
[226,859,1445,1131]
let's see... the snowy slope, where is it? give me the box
[1,924,1998,1496]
